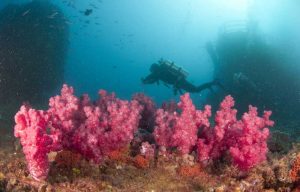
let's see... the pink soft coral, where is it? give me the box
[197,95,238,162]
[197,95,274,170]
[154,94,274,170]
[72,90,142,163]
[15,86,274,181]
[154,93,211,154]
[14,105,51,180]
[14,84,142,180]
[47,84,83,150]
[229,106,273,170]
[171,93,211,154]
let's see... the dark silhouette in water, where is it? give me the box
[0,1,69,121]
[142,59,223,95]
[84,9,93,16]
[206,21,300,120]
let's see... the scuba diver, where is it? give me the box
[141,59,223,95]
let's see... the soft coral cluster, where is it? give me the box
[154,94,274,170]
[72,90,142,163]
[201,96,273,170]
[229,105,273,170]
[14,85,274,181]
[14,84,142,180]
[14,106,51,180]
[154,93,211,154]
[197,95,238,163]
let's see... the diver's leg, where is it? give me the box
[196,79,225,93]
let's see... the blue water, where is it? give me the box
[0,0,299,119]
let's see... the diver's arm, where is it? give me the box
[141,73,158,84]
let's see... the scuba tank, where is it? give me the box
[157,59,189,80]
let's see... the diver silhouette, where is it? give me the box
[142,59,223,95]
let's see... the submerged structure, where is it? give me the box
[206,20,300,122]
[0,1,69,120]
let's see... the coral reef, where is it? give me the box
[9,84,300,191]
[14,85,274,180]
[155,94,273,170]
[14,106,51,180]
[1,143,297,191]
[154,93,211,155]
[290,153,300,182]
[14,84,142,180]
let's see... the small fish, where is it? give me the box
[48,12,58,19]
[22,9,31,16]
[65,20,73,25]
[84,9,93,16]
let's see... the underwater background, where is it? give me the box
[0,0,300,191]
[0,0,299,129]
[0,0,299,111]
